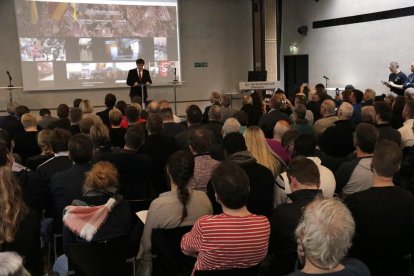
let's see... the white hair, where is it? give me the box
[0,252,29,276]
[273,120,290,138]
[321,99,336,115]
[295,198,355,269]
[338,102,354,119]
[361,106,375,123]
[222,118,241,137]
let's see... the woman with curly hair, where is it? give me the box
[0,142,42,275]
[136,150,212,274]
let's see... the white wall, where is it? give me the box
[280,0,413,94]
[0,0,252,115]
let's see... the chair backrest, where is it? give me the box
[193,265,259,276]
[128,199,153,213]
[67,236,129,276]
[151,226,196,274]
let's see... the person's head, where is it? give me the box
[361,105,375,124]
[125,106,140,124]
[273,120,290,139]
[89,123,110,147]
[68,134,94,164]
[136,58,145,70]
[209,91,221,105]
[147,101,160,114]
[20,113,37,130]
[6,102,18,115]
[39,108,51,117]
[389,61,399,73]
[341,89,352,103]
[0,130,12,153]
[37,129,53,154]
[364,88,376,103]
[130,103,142,115]
[294,94,308,106]
[211,161,250,209]
[15,105,30,119]
[84,161,118,193]
[104,93,116,108]
[50,129,71,153]
[79,99,93,114]
[73,98,82,108]
[281,128,300,154]
[124,124,145,150]
[392,95,406,113]
[115,100,128,115]
[57,104,70,119]
[402,100,414,121]
[188,128,214,154]
[315,83,326,94]
[294,134,316,157]
[242,95,253,106]
[270,94,283,110]
[233,110,248,127]
[131,96,142,104]
[0,142,28,244]
[69,107,83,124]
[337,102,354,120]
[166,150,194,223]
[109,108,123,127]
[374,101,392,123]
[160,107,174,122]
[350,89,363,104]
[294,104,307,120]
[146,113,163,135]
[208,104,221,121]
[222,132,247,156]
[222,94,232,107]
[222,118,241,137]
[159,99,171,109]
[405,88,414,99]
[372,140,402,178]
[286,156,320,190]
[353,123,379,154]
[320,99,336,117]
[79,117,94,135]
[296,198,355,270]
[186,104,202,125]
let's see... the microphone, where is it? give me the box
[323,75,329,80]
[6,71,12,81]
[174,68,177,81]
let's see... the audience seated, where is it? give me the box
[350,89,363,124]
[202,91,221,124]
[362,88,376,106]
[69,107,82,135]
[270,156,323,275]
[37,108,58,130]
[290,104,313,135]
[48,104,71,131]
[188,128,220,192]
[267,120,291,164]
[259,94,290,138]
[0,102,22,138]
[0,142,42,275]
[175,104,204,150]
[137,150,212,274]
[182,161,270,272]
[306,84,328,122]
[220,94,237,123]
[399,100,414,148]
[147,100,160,114]
[345,140,414,275]
[90,123,113,161]
[240,95,262,127]
[13,113,41,165]
[207,132,274,218]
[289,198,369,275]
[360,105,375,124]
[159,99,181,123]
[48,134,94,234]
[79,117,94,135]
[374,101,401,145]
[96,93,116,128]
[203,104,223,144]
[160,107,186,138]
[25,129,54,171]
[233,110,249,134]
[79,99,94,118]
[289,94,314,124]
[335,123,378,197]
[389,95,405,129]
[313,99,338,138]
[319,102,355,158]
[115,100,129,128]
[108,108,127,148]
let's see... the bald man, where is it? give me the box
[313,99,338,137]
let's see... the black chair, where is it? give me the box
[128,199,153,213]
[194,265,259,276]
[151,226,196,276]
[67,236,131,276]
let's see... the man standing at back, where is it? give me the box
[181,161,270,272]
[127,58,152,103]
[259,94,290,138]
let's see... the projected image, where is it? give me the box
[20,38,66,61]
[37,62,54,81]
[149,61,178,78]
[67,63,125,80]
[154,37,167,61]
[105,38,139,61]
[79,38,93,61]
[114,62,136,80]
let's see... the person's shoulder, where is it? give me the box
[341,258,371,275]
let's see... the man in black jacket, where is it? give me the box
[126,58,152,103]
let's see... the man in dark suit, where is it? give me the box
[126,58,152,103]
[259,94,290,138]
[96,93,116,128]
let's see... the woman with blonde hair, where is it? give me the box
[0,142,42,275]
[79,99,94,117]
[244,126,285,177]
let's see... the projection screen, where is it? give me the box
[14,0,180,91]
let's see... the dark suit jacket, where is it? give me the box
[258,109,290,139]
[37,155,73,186]
[0,114,24,138]
[126,68,152,102]
[96,108,112,128]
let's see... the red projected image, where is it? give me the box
[149,61,178,79]
[20,38,66,61]
[37,62,54,81]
